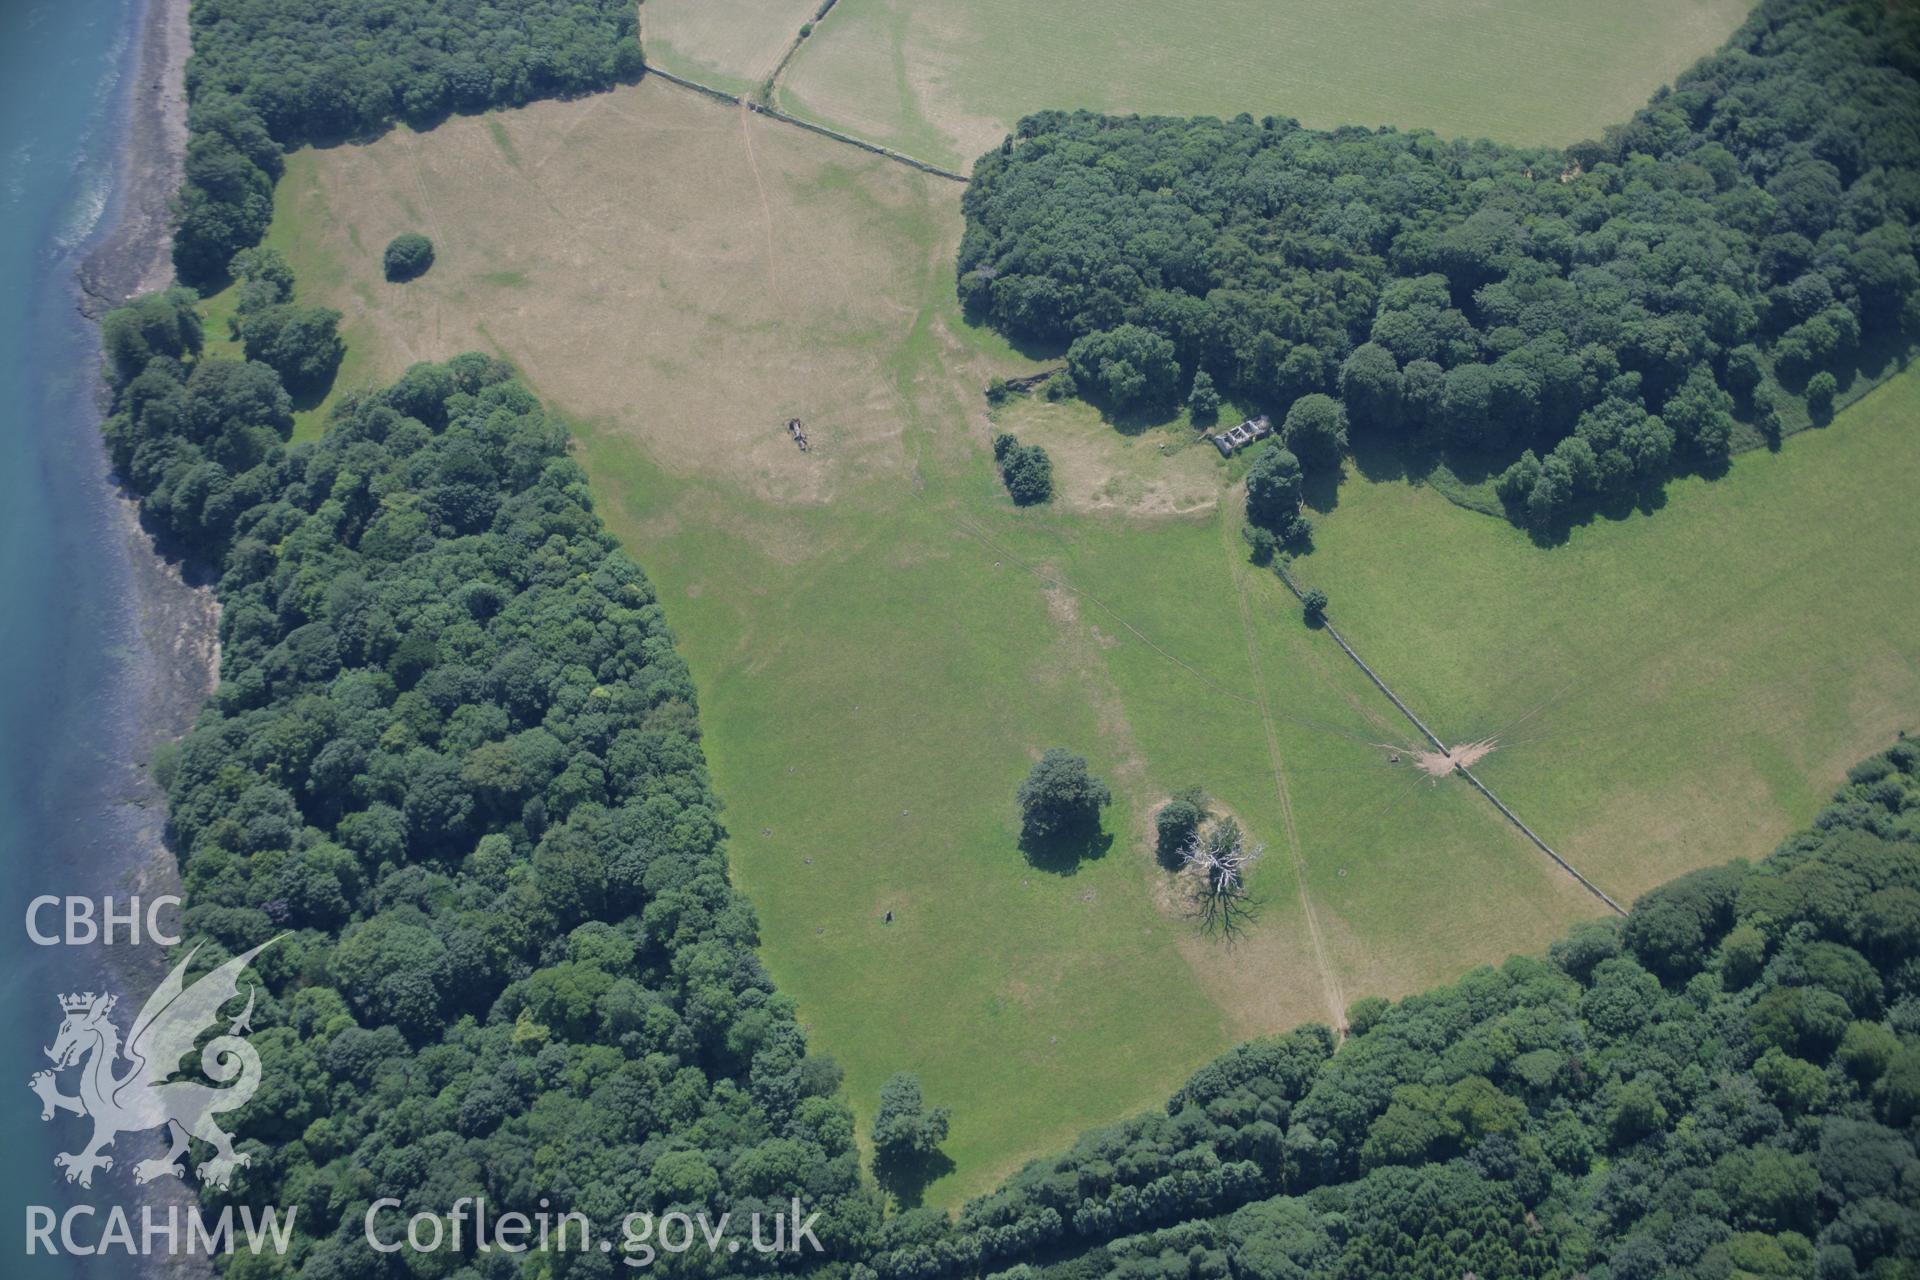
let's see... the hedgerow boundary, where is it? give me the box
[642,65,970,181]
[1273,561,1627,917]
[758,0,842,104]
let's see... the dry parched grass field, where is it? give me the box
[763,0,1757,169]
[258,35,1915,1200]
[275,87,952,503]
[639,0,822,98]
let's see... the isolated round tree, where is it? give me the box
[383,232,436,282]
[1002,444,1053,505]
[1155,787,1207,857]
[1017,748,1111,838]
[1283,393,1349,464]
[1244,444,1303,531]
[871,1072,950,1160]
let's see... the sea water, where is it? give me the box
[0,0,170,1271]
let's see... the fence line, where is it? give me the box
[1272,561,1625,916]
[1455,767,1625,914]
[644,65,743,106]
[745,101,970,181]
[759,0,843,101]
[643,66,969,182]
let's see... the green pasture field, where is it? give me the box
[1294,371,1920,908]
[194,162,387,442]
[772,0,1756,170]
[245,69,1912,1206]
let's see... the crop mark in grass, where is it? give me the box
[486,116,521,169]
[738,104,782,294]
[1219,512,1344,1034]
[950,515,1383,752]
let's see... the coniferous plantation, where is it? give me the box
[958,0,1920,530]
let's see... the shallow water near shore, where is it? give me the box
[1,0,196,1270]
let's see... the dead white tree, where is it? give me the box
[1180,818,1264,933]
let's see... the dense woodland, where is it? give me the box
[118,0,1920,1273]
[958,0,1920,529]
[100,288,878,1276]
[103,284,1920,1279]
[870,744,1920,1280]
[174,0,642,283]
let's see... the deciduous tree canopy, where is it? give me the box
[99,286,879,1269]
[174,0,643,284]
[1017,748,1112,840]
[382,232,436,283]
[958,0,1920,530]
[867,740,1920,1280]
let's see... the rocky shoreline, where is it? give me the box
[76,0,216,792]
[72,1,223,1273]
[76,0,191,318]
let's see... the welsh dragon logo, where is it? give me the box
[29,938,276,1189]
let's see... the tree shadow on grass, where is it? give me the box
[874,1148,957,1211]
[1300,461,1343,515]
[1018,823,1114,875]
[1521,473,1677,547]
[957,303,1069,364]
[1096,400,1185,438]
[1346,425,1418,487]
[287,365,340,415]
[1191,888,1262,941]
